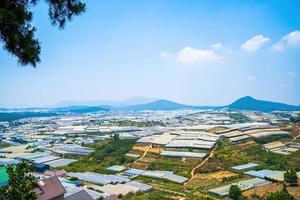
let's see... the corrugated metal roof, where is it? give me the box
[229,135,250,142]
[208,178,271,196]
[125,181,152,192]
[244,170,281,178]
[31,155,61,164]
[100,184,140,196]
[67,172,130,185]
[15,152,51,160]
[163,174,188,183]
[160,151,207,158]
[44,158,77,167]
[231,163,258,171]
[0,158,20,165]
[166,139,214,149]
[64,190,94,200]
[124,168,145,176]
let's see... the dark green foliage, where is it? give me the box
[221,175,242,183]
[0,112,58,122]
[60,139,136,173]
[228,185,242,200]
[290,116,300,123]
[210,139,300,172]
[244,144,300,171]
[0,0,85,66]
[113,133,120,141]
[0,161,37,200]
[284,169,298,186]
[265,190,294,200]
[126,190,175,200]
[229,113,249,123]
[254,134,292,144]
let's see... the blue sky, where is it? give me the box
[0,0,300,107]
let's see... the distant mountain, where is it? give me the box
[54,97,158,108]
[125,99,199,111]
[227,96,300,112]
[53,106,109,114]
[2,96,299,114]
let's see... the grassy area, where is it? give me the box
[195,139,300,174]
[134,176,182,191]
[244,144,300,171]
[147,156,200,177]
[57,139,136,173]
[125,190,179,200]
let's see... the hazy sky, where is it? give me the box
[1,0,300,108]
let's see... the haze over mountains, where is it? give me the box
[1,96,300,114]
[54,97,158,108]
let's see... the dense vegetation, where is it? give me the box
[265,190,295,200]
[148,156,199,177]
[0,162,37,200]
[197,139,300,174]
[290,116,300,123]
[229,185,242,200]
[0,112,59,122]
[59,139,136,173]
[254,134,293,144]
[284,169,298,186]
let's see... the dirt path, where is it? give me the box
[189,143,218,180]
[292,133,300,141]
[134,144,152,163]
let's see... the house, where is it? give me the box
[64,190,93,200]
[35,177,66,200]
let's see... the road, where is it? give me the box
[189,143,218,180]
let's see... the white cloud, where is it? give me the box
[271,31,300,51]
[247,76,256,81]
[176,46,223,64]
[241,35,270,53]
[211,42,223,50]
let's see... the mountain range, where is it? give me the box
[53,97,158,108]
[1,96,300,116]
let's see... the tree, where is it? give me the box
[229,185,242,200]
[0,0,85,67]
[284,169,298,186]
[0,161,38,200]
[266,190,294,200]
[113,133,120,141]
